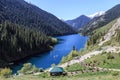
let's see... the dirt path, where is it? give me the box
[60,46,120,68]
[94,67,120,72]
[60,50,102,68]
[44,46,120,72]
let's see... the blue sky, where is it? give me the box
[25,0,120,20]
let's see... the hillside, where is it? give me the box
[65,15,91,30]
[82,4,120,35]
[0,0,77,67]
[1,71,120,80]
[1,1,120,80]
[0,0,76,36]
[86,17,120,48]
[57,16,120,80]
[1,11,120,80]
[0,21,58,67]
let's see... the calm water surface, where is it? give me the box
[12,34,88,73]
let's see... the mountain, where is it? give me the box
[65,15,91,30]
[0,0,76,67]
[81,4,120,35]
[0,0,76,36]
[88,11,105,19]
[65,12,105,31]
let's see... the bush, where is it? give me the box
[61,50,78,63]
[39,72,48,78]
[107,54,115,59]
[101,51,107,55]
[112,72,119,76]
[71,50,78,57]
[39,68,44,72]
[32,65,39,73]
[18,63,32,74]
[18,63,41,75]
[0,68,12,78]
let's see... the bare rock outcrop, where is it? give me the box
[99,18,120,46]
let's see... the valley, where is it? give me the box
[0,0,76,68]
[0,0,120,80]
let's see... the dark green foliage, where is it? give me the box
[107,53,115,59]
[0,0,75,67]
[0,0,76,36]
[112,71,119,76]
[0,21,55,66]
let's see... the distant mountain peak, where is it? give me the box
[88,11,105,19]
[65,15,91,30]
[82,4,120,35]
[77,15,89,19]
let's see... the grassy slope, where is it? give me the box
[60,19,117,64]
[79,18,117,55]
[52,18,120,80]
[93,19,116,36]
[1,18,119,80]
[85,52,120,69]
[65,63,84,72]
[84,18,120,69]
[1,71,120,80]
[87,19,116,47]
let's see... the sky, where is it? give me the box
[25,0,120,20]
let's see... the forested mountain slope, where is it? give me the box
[0,0,77,67]
[0,21,57,67]
[0,0,76,36]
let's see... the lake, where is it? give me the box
[12,34,88,73]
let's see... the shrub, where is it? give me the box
[18,63,33,74]
[0,68,12,78]
[71,50,78,57]
[39,68,44,72]
[107,54,115,59]
[32,65,39,73]
[18,63,41,74]
[39,72,48,78]
[103,59,106,64]
[112,72,119,76]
